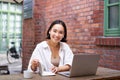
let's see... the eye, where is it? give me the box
[59,31,64,34]
[53,29,57,33]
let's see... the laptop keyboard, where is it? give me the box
[59,71,70,75]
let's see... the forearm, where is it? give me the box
[58,64,71,72]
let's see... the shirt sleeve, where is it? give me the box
[63,43,74,66]
[27,44,42,73]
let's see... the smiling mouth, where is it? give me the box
[54,38,59,41]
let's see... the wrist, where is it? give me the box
[31,65,37,71]
[58,67,62,72]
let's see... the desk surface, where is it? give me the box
[0,67,120,80]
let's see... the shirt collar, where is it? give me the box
[43,41,64,50]
[43,41,49,48]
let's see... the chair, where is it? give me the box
[0,65,10,75]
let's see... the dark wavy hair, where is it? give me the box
[46,20,67,42]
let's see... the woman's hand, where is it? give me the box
[51,66,60,73]
[31,59,40,72]
[51,64,71,73]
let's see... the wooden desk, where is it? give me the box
[0,67,120,80]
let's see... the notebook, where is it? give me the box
[39,63,56,76]
[58,53,100,77]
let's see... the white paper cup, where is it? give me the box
[23,70,33,79]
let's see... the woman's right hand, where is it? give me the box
[31,59,39,72]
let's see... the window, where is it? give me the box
[104,0,120,37]
[0,2,22,51]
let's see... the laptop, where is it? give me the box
[39,63,56,76]
[58,53,100,77]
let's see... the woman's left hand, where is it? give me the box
[51,66,60,73]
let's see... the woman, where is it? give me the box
[28,20,73,73]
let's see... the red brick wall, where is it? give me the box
[22,0,46,71]
[44,0,104,54]
[22,19,35,70]
[22,0,120,71]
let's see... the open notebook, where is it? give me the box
[58,54,100,77]
[39,63,56,76]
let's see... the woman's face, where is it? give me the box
[49,24,64,43]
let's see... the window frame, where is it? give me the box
[104,0,120,37]
[0,1,22,51]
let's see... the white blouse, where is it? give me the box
[27,41,73,72]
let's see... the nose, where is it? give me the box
[55,32,59,37]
